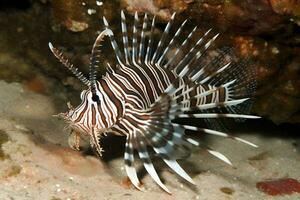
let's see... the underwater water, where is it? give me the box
[0,0,300,199]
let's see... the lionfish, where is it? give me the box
[49,11,259,193]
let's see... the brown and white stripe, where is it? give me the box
[49,10,259,193]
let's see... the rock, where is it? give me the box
[270,0,300,16]
[121,0,194,20]
[254,57,300,124]
[0,0,299,124]
[52,0,90,32]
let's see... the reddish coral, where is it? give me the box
[256,178,300,196]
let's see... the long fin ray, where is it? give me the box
[135,133,171,193]
[174,124,258,148]
[121,10,131,64]
[158,19,187,66]
[174,30,215,76]
[165,26,198,69]
[139,13,148,63]
[177,113,260,119]
[48,42,90,86]
[163,159,195,184]
[132,12,139,65]
[124,134,142,190]
[151,13,176,65]
[103,16,126,67]
[207,149,232,165]
[145,16,156,64]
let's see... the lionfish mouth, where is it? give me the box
[53,112,72,123]
[52,102,75,122]
[53,112,68,119]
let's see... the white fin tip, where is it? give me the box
[205,28,212,35]
[102,28,113,36]
[48,42,53,50]
[121,10,125,18]
[171,12,176,19]
[235,137,258,148]
[208,150,233,166]
[103,16,109,26]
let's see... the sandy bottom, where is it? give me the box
[0,81,299,200]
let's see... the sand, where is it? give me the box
[0,80,299,200]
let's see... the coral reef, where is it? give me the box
[0,1,299,124]
[1,1,300,199]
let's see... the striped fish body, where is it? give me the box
[49,11,259,193]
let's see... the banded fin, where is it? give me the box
[207,149,232,166]
[113,82,196,192]
[138,13,148,63]
[194,47,257,115]
[102,12,259,193]
[103,16,126,67]
[173,46,257,130]
[48,42,90,86]
[121,10,130,64]
[179,124,258,148]
[151,13,176,65]
[177,113,260,119]
[124,134,142,190]
[89,29,113,98]
[145,15,156,65]
[134,134,171,193]
[163,159,195,184]
[157,19,187,66]
[132,12,139,64]
[164,25,199,69]
[114,78,257,192]
[175,32,218,78]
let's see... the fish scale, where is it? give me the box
[49,11,260,193]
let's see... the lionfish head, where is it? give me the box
[58,93,97,135]
[49,29,113,136]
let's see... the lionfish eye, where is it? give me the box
[92,94,100,102]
